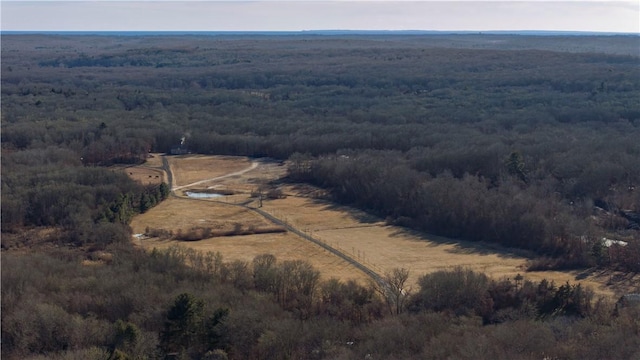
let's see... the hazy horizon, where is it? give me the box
[2,1,639,34]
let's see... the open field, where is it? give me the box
[130,197,371,283]
[114,154,167,185]
[117,165,164,185]
[260,192,632,297]
[167,155,253,188]
[129,154,636,298]
[130,197,270,234]
[142,153,164,168]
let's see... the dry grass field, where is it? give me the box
[128,154,634,298]
[118,166,164,185]
[143,153,164,168]
[116,154,166,185]
[260,192,624,297]
[130,197,270,234]
[130,197,370,283]
[167,155,253,188]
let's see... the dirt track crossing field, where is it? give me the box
[130,197,372,283]
[259,191,622,297]
[130,154,631,298]
[167,155,253,189]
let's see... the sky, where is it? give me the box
[1,1,639,33]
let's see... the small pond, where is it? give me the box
[185,191,226,199]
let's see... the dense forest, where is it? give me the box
[3,246,640,359]
[2,34,640,359]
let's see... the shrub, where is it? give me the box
[410,267,493,318]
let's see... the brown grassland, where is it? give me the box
[131,154,634,298]
[117,154,167,184]
[260,193,624,297]
[117,165,164,185]
[130,197,371,283]
[142,153,164,168]
[167,155,253,188]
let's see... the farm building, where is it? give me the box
[170,145,189,155]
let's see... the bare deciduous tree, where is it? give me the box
[374,267,411,315]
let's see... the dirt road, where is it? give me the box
[171,160,259,191]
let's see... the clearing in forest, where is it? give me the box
[130,155,632,298]
[130,197,371,283]
[167,155,253,189]
[260,192,628,298]
[117,165,164,185]
[118,154,167,185]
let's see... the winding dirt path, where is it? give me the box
[171,161,259,191]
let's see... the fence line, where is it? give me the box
[249,206,387,288]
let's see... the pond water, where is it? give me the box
[185,191,226,199]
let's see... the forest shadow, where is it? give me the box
[386,226,536,260]
[308,197,382,224]
[304,193,534,260]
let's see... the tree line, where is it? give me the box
[287,148,640,271]
[1,144,169,247]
